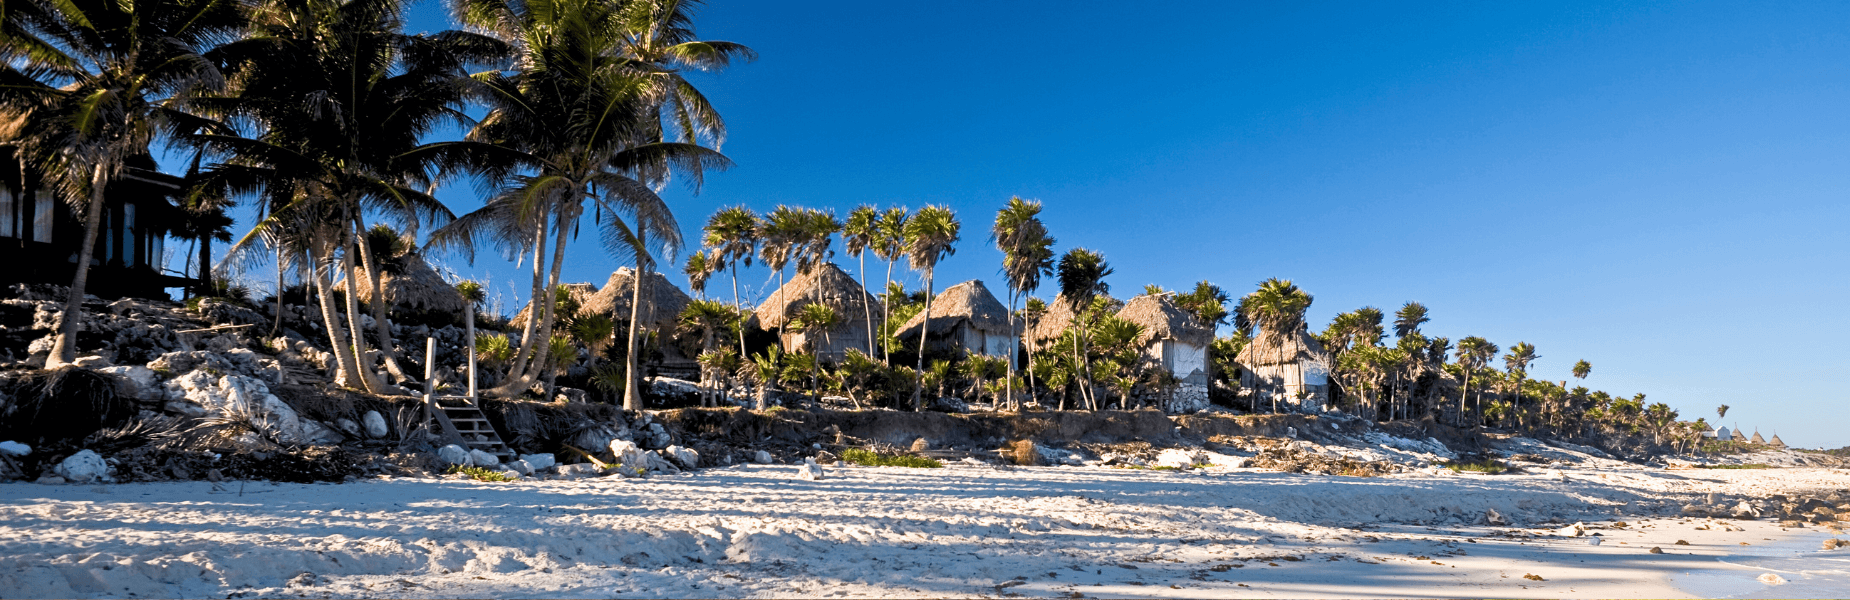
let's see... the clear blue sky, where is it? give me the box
[209,1,1850,447]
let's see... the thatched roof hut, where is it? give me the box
[1024,293,1123,352]
[753,262,883,361]
[511,282,598,329]
[1236,326,1332,413]
[354,252,466,315]
[895,280,1010,340]
[1115,294,1214,348]
[581,268,692,332]
[1768,433,1786,448]
[1751,430,1766,444]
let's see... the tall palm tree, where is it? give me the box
[1454,336,1495,426]
[757,205,805,326]
[872,207,908,362]
[992,197,1054,410]
[433,0,736,397]
[1572,359,1591,383]
[904,205,960,411]
[702,205,758,355]
[1392,301,1429,339]
[1,0,245,368]
[1058,248,1113,410]
[842,205,879,355]
[1716,404,1729,420]
[683,250,714,299]
[1241,278,1313,410]
[1502,341,1539,422]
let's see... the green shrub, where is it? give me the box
[1443,458,1508,474]
[444,465,515,482]
[839,448,941,468]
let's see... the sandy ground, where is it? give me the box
[4,461,1848,599]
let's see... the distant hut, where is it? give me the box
[1024,292,1123,353]
[1114,293,1214,413]
[1769,433,1786,449]
[354,252,466,317]
[1732,428,1747,442]
[1235,326,1332,413]
[895,280,1013,358]
[1716,426,1732,442]
[581,268,696,377]
[754,262,883,362]
[1699,422,1719,439]
[511,282,599,329]
[1750,430,1766,445]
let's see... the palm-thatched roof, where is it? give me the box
[895,279,1010,341]
[1751,430,1765,444]
[1024,293,1123,351]
[1235,327,1329,368]
[1768,434,1785,448]
[580,267,692,331]
[354,252,466,314]
[1115,293,1213,347]
[753,262,881,330]
[511,282,599,328]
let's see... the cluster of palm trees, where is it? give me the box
[3,0,747,408]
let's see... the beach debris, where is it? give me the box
[797,456,825,480]
[1648,546,1663,554]
[1588,537,1602,546]
[0,441,29,457]
[1556,522,1586,537]
[1757,573,1786,585]
[52,449,110,483]
[911,438,930,452]
[362,411,389,438]
[1523,573,1544,581]
[664,445,700,470]
[436,444,471,467]
[1484,508,1507,526]
[1675,540,1690,545]
[1824,539,1849,551]
[754,450,773,464]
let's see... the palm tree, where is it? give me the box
[683,250,714,299]
[432,0,737,398]
[1392,301,1429,339]
[1022,296,1050,400]
[570,314,616,369]
[872,207,909,362]
[842,205,880,355]
[702,205,759,355]
[992,197,1054,410]
[1058,248,1114,410]
[794,208,841,355]
[758,205,805,324]
[1454,337,1495,426]
[1241,278,1313,411]
[789,303,840,400]
[904,205,960,411]
[1502,342,1539,423]
[2,0,244,368]
[1572,359,1591,383]
[1716,404,1729,420]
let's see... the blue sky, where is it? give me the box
[202,1,1850,447]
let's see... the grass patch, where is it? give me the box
[445,465,516,482]
[1697,463,1771,469]
[1111,464,1182,471]
[1443,458,1508,474]
[839,448,942,468]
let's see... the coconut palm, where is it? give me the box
[992,197,1054,410]
[842,205,880,355]
[1454,336,1496,426]
[1572,359,1591,383]
[701,205,758,355]
[1022,296,1050,399]
[903,205,960,410]
[1,0,245,368]
[1239,278,1313,408]
[788,303,840,401]
[872,207,909,362]
[570,314,616,369]
[757,205,805,322]
[683,250,714,299]
[1716,404,1729,420]
[1057,248,1113,410]
[1502,342,1539,419]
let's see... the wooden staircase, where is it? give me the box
[429,395,513,460]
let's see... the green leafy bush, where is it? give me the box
[445,465,515,482]
[1443,458,1508,474]
[840,448,941,468]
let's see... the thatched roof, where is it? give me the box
[1024,293,1123,351]
[1235,327,1330,368]
[1732,429,1747,442]
[1751,430,1765,444]
[354,252,466,314]
[581,268,692,331]
[895,279,1010,341]
[1768,434,1785,448]
[511,282,598,328]
[753,262,881,330]
[1115,293,1213,347]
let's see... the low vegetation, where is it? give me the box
[1697,463,1771,469]
[1443,458,1509,474]
[445,465,515,482]
[839,448,942,468]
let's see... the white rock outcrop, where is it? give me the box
[468,449,500,468]
[519,453,556,472]
[97,365,162,402]
[0,441,29,457]
[664,445,700,470]
[753,450,773,465]
[796,456,825,480]
[362,411,389,438]
[608,440,648,477]
[162,368,305,444]
[437,444,472,467]
[53,450,110,483]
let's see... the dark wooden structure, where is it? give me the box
[0,149,194,299]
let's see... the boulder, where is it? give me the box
[519,453,556,472]
[506,459,535,476]
[1484,508,1507,526]
[299,420,344,445]
[556,463,602,478]
[1731,501,1763,519]
[0,441,29,457]
[437,444,472,467]
[554,387,588,404]
[608,439,649,477]
[664,445,700,470]
[754,450,774,465]
[796,456,825,480]
[925,396,968,413]
[644,451,681,474]
[53,450,110,483]
[641,423,671,449]
[468,449,500,467]
[334,418,362,437]
[362,411,389,438]
[34,475,66,485]
[1155,448,1204,469]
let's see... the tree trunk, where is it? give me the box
[623,260,648,410]
[338,229,393,394]
[47,163,112,367]
[490,209,572,397]
[309,245,365,387]
[505,218,548,382]
[270,244,285,339]
[1005,287,1016,411]
[353,215,409,383]
[881,258,894,364]
[858,252,875,357]
[911,268,935,411]
[198,232,213,297]
[730,262,747,357]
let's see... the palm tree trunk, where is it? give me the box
[729,262,747,357]
[198,232,213,297]
[309,245,365,386]
[270,244,285,338]
[352,216,409,383]
[338,230,392,394]
[489,210,571,397]
[506,218,548,381]
[46,164,113,367]
[1458,370,1470,428]
[858,253,875,357]
[911,268,935,411]
[1004,287,1016,411]
[881,258,895,364]
[623,260,649,410]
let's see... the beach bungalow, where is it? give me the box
[1235,326,1333,413]
[583,268,696,377]
[1732,428,1747,442]
[1114,293,1214,413]
[1751,430,1766,445]
[1715,426,1731,442]
[894,279,1013,358]
[754,262,883,363]
[354,251,466,320]
[1023,292,1123,353]
[0,149,193,299]
[1769,434,1786,449]
[511,282,599,329]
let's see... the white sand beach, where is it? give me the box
[5,460,1846,599]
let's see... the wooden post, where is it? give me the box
[465,301,477,399]
[422,336,436,434]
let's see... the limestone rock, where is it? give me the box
[468,449,500,467]
[53,450,110,483]
[437,444,471,467]
[72,355,112,368]
[796,456,825,480]
[299,420,344,445]
[1484,508,1507,526]
[0,441,29,457]
[1556,522,1586,537]
[362,411,389,438]
[1758,573,1786,585]
[644,451,681,474]
[519,453,556,472]
[608,439,649,477]
[556,463,602,478]
[664,445,700,470]
[334,418,362,437]
[754,450,773,465]
[34,475,66,485]
[506,459,534,476]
